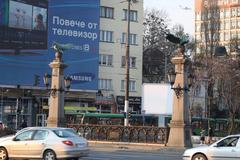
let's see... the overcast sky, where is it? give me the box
[143,0,194,35]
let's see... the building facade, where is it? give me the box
[195,0,240,54]
[98,0,143,113]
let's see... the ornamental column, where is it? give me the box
[47,50,67,127]
[167,46,192,147]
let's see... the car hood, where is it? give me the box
[183,145,209,156]
[0,135,14,143]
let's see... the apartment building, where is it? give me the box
[193,0,240,118]
[98,0,143,113]
[195,0,240,54]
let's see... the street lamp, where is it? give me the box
[168,70,194,98]
[124,0,138,127]
[43,74,72,98]
[96,90,103,113]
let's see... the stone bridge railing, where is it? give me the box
[67,124,169,145]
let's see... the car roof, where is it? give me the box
[17,127,73,133]
[227,134,240,137]
[23,127,72,130]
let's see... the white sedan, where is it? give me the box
[183,134,240,160]
[0,127,89,160]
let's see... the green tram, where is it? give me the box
[66,113,158,126]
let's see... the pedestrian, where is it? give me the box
[200,128,206,144]
[208,127,214,144]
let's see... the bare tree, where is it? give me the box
[212,57,240,134]
[198,0,220,57]
[143,9,171,83]
[143,9,169,50]
[193,1,221,135]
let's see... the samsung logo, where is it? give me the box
[70,73,95,83]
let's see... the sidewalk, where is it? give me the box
[88,138,213,153]
[89,141,186,153]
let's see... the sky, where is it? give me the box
[143,0,195,35]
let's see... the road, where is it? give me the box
[81,146,184,160]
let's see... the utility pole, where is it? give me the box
[124,0,131,127]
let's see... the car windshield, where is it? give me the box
[52,129,78,138]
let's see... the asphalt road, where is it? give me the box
[11,144,186,160]
[81,146,185,160]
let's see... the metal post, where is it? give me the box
[1,88,3,122]
[15,98,19,130]
[164,50,168,82]
[124,0,131,127]
[142,110,146,126]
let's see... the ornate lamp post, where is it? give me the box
[43,44,71,127]
[166,34,193,147]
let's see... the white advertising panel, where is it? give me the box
[142,83,173,115]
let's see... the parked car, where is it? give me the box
[183,134,240,160]
[0,127,89,160]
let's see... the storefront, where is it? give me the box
[116,96,142,114]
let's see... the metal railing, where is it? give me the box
[67,124,169,145]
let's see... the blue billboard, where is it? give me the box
[0,0,100,90]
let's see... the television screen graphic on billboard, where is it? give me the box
[0,0,48,49]
[0,0,100,90]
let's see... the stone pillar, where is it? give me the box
[167,47,192,147]
[47,51,67,127]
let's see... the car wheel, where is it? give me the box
[43,150,56,160]
[0,147,8,160]
[192,153,207,160]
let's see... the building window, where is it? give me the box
[231,32,236,39]
[237,8,240,16]
[220,22,224,30]
[99,54,113,66]
[121,33,137,45]
[123,9,138,22]
[121,56,136,68]
[225,8,230,18]
[196,12,201,21]
[224,0,229,5]
[220,32,224,41]
[100,6,114,19]
[220,10,224,18]
[100,30,113,42]
[121,80,136,92]
[237,20,240,29]
[224,32,229,41]
[196,34,201,42]
[196,23,201,32]
[225,21,230,30]
[231,8,237,17]
[99,79,112,90]
[231,20,236,29]
[238,32,240,38]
